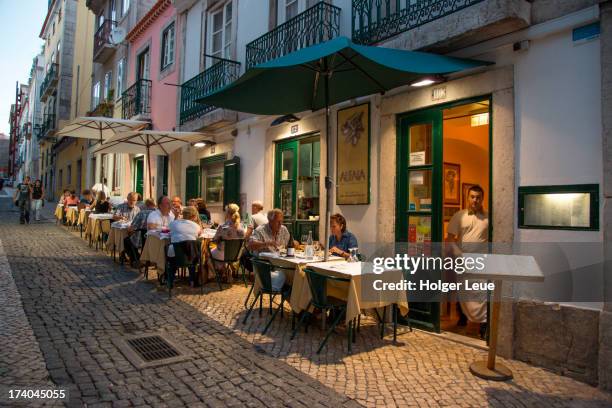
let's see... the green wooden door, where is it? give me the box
[185,165,200,202]
[134,157,144,196]
[397,108,443,332]
[274,140,298,236]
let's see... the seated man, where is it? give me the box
[248,208,292,290]
[80,189,94,206]
[113,192,140,222]
[147,196,175,230]
[123,198,156,266]
[171,196,183,219]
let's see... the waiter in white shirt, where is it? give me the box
[92,178,111,197]
[445,184,488,337]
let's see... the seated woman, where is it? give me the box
[328,213,358,260]
[64,191,80,208]
[211,203,245,261]
[59,189,70,205]
[168,206,202,287]
[196,200,211,223]
[93,191,111,213]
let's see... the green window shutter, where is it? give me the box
[223,156,240,208]
[185,165,200,201]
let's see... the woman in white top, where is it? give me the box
[167,206,202,287]
[211,203,245,261]
[169,206,202,243]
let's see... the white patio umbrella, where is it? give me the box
[56,116,149,143]
[92,130,213,198]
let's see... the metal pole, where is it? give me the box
[323,63,331,262]
[146,135,153,199]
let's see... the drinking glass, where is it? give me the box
[301,235,308,245]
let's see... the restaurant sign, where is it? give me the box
[336,103,370,204]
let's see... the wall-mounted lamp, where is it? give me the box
[410,76,444,87]
[193,140,216,148]
[271,114,300,126]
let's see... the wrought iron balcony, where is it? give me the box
[180,58,241,125]
[40,63,59,102]
[121,79,152,120]
[352,0,485,45]
[94,20,117,62]
[87,98,114,118]
[246,1,340,69]
[37,113,56,141]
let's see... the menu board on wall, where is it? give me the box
[336,103,370,204]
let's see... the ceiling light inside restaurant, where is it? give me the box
[470,113,489,127]
[194,140,214,148]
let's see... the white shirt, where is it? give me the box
[169,219,201,243]
[92,183,111,197]
[250,211,268,229]
[147,209,175,230]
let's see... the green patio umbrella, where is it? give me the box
[196,36,491,260]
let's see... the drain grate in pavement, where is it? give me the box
[127,335,180,362]
[113,332,192,369]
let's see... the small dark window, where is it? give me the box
[161,23,175,70]
[518,184,599,231]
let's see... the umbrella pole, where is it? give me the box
[146,141,153,200]
[323,71,332,262]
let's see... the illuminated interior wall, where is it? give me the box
[442,114,490,236]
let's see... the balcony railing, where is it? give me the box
[37,113,56,141]
[40,63,59,102]
[352,0,485,45]
[93,20,117,61]
[179,58,241,125]
[121,79,152,119]
[246,1,340,69]
[87,95,114,118]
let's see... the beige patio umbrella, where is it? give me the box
[92,130,213,198]
[56,116,149,143]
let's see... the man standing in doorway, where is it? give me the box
[445,184,489,338]
[13,176,32,224]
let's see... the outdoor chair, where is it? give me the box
[243,258,294,334]
[165,240,201,298]
[291,268,354,354]
[96,219,111,251]
[207,238,244,290]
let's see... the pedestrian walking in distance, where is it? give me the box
[13,176,32,224]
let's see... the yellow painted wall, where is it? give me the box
[71,1,95,119]
[55,138,88,197]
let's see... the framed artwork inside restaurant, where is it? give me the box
[462,183,476,209]
[443,162,460,205]
[336,102,370,204]
[443,206,460,222]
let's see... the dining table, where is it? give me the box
[77,208,91,238]
[85,213,115,249]
[54,204,63,222]
[107,221,131,262]
[65,206,79,226]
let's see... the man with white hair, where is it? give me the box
[250,200,268,229]
[113,192,140,222]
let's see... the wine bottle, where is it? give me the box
[305,231,314,259]
[286,231,295,257]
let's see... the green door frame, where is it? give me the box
[395,95,493,333]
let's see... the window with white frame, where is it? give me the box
[286,0,298,20]
[161,23,175,69]
[92,81,100,108]
[278,0,317,25]
[208,1,232,64]
[104,71,113,100]
[116,58,125,98]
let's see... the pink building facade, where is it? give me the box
[125,0,181,197]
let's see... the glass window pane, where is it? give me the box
[409,123,432,166]
[408,169,431,212]
[280,183,293,217]
[212,32,222,54]
[225,2,232,23]
[206,174,223,203]
[408,215,431,243]
[281,150,293,180]
[524,193,590,227]
[213,12,223,31]
[297,140,320,220]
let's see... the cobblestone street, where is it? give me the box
[0,196,611,407]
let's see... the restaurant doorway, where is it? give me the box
[396,97,491,335]
[274,133,321,240]
[133,156,144,197]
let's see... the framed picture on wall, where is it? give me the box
[443,162,460,205]
[336,102,370,204]
[443,206,460,222]
[462,183,477,209]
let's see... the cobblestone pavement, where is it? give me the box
[2,198,612,407]
[0,199,359,408]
